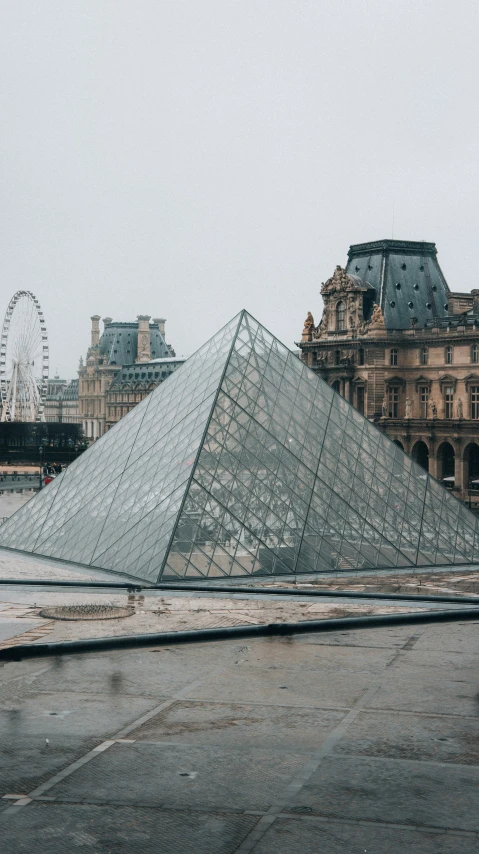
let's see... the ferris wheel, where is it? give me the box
[0,291,49,422]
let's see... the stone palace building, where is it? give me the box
[299,239,479,504]
[79,315,184,439]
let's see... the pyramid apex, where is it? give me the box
[1,311,477,581]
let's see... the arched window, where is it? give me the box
[331,380,341,393]
[437,442,455,485]
[465,443,479,487]
[412,440,429,472]
[472,344,479,364]
[420,347,428,365]
[445,345,453,365]
[336,301,346,331]
[390,348,398,366]
[358,348,365,365]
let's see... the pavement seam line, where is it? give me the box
[0,660,228,817]
[232,625,428,854]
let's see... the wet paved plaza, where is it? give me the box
[0,607,478,852]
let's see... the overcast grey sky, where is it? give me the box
[1,1,479,377]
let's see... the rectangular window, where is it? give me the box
[420,386,429,418]
[390,349,398,366]
[444,386,454,419]
[356,386,365,415]
[388,386,399,418]
[471,386,479,419]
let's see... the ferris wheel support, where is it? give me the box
[0,291,49,423]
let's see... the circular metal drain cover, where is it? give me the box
[39,605,134,621]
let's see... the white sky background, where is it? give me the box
[1,1,479,377]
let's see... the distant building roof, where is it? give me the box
[148,356,187,364]
[109,359,183,388]
[99,321,170,365]
[60,379,79,401]
[346,239,450,330]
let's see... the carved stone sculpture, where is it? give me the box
[369,303,385,327]
[457,398,463,419]
[382,397,388,417]
[405,398,412,419]
[430,399,437,418]
[321,265,351,295]
[302,311,315,342]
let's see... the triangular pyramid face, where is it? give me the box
[2,310,479,582]
[0,313,242,582]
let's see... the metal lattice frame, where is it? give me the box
[0,291,49,422]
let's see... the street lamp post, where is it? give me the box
[39,445,43,490]
[38,437,48,490]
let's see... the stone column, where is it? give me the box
[428,447,438,480]
[90,316,101,348]
[136,316,151,363]
[455,445,467,500]
[153,317,166,337]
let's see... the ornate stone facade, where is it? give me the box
[79,315,183,439]
[44,378,80,425]
[299,239,479,504]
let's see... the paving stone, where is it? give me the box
[184,664,373,708]
[33,645,242,697]
[0,736,99,795]
[231,638,395,672]
[366,664,479,716]
[292,755,479,831]
[254,818,478,854]
[47,742,306,811]
[0,619,45,643]
[129,700,345,750]
[0,691,158,738]
[411,624,479,655]
[295,626,420,648]
[333,710,479,764]
[0,802,259,853]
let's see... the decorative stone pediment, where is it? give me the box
[463,373,479,387]
[438,374,457,389]
[385,375,406,387]
[414,375,432,391]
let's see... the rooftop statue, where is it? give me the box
[369,303,385,327]
[321,265,352,295]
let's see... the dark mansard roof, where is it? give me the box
[99,322,170,365]
[346,240,451,330]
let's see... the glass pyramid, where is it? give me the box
[1,310,478,582]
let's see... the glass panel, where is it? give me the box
[2,309,478,582]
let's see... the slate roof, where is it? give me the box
[109,359,183,388]
[99,322,170,365]
[346,240,451,330]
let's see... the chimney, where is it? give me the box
[472,290,479,315]
[153,317,166,337]
[90,315,101,348]
[136,315,151,362]
[103,316,113,327]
